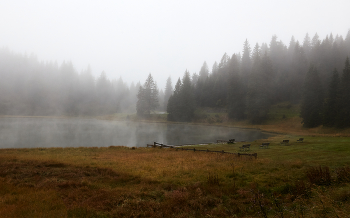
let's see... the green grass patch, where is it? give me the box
[268,101,300,121]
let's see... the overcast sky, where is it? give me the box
[1,0,349,89]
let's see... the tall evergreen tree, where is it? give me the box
[269,35,287,73]
[345,30,350,57]
[247,52,273,123]
[288,36,296,56]
[241,39,251,78]
[179,70,195,121]
[300,65,324,128]
[323,69,340,127]
[302,33,311,57]
[289,42,308,103]
[195,62,210,107]
[260,43,269,56]
[336,57,350,128]
[163,76,173,111]
[198,61,209,81]
[227,54,245,120]
[136,74,159,116]
[167,71,195,122]
[167,78,181,121]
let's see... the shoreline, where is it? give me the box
[1,114,349,137]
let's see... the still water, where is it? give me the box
[0,117,272,148]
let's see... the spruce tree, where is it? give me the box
[344,30,350,57]
[179,70,195,121]
[227,54,245,120]
[198,61,209,81]
[323,69,340,127]
[336,57,350,128]
[247,51,273,123]
[302,33,311,57]
[300,65,324,128]
[167,78,181,121]
[136,74,159,116]
[163,77,173,111]
[241,39,251,78]
[167,71,195,122]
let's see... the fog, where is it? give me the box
[1,1,349,88]
[0,118,272,148]
[0,1,350,147]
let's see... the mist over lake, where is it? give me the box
[0,118,272,149]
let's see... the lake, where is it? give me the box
[0,117,273,148]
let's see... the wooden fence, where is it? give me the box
[146,142,257,158]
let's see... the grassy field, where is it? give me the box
[1,134,350,217]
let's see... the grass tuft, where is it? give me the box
[306,166,332,186]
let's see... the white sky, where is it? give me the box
[1,0,349,89]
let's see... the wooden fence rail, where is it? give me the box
[146,142,257,159]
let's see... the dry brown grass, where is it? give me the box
[1,143,350,217]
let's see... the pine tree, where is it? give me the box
[198,61,209,81]
[227,54,245,120]
[247,51,273,123]
[300,65,324,128]
[302,33,311,57]
[241,39,251,77]
[323,69,340,127]
[136,74,159,116]
[167,71,195,122]
[336,57,350,128]
[289,42,308,103]
[288,36,296,58]
[179,70,195,121]
[167,78,182,121]
[345,30,350,57]
[163,77,173,111]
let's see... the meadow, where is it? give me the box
[1,133,350,217]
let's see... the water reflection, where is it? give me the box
[0,118,272,148]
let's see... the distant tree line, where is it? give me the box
[0,48,139,116]
[163,30,350,127]
[2,29,350,129]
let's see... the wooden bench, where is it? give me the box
[280,140,289,145]
[239,144,251,151]
[297,138,304,143]
[227,139,235,144]
[259,142,270,148]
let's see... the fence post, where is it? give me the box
[222,150,224,154]
[194,148,196,152]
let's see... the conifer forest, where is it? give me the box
[1,30,350,128]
